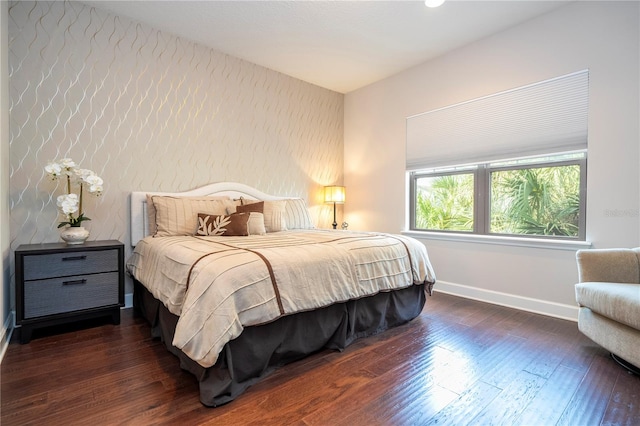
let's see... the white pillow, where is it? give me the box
[284,198,314,230]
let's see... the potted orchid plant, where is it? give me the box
[44,158,103,243]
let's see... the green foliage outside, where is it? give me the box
[490,165,580,236]
[415,164,581,237]
[415,174,474,232]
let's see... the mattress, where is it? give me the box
[127,229,435,368]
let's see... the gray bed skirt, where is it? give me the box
[134,280,428,407]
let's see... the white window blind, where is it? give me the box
[406,70,589,170]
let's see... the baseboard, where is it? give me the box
[434,280,579,322]
[0,311,14,364]
[124,293,133,309]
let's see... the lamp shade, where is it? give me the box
[324,186,345,204]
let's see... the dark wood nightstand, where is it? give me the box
[15,240,124,343]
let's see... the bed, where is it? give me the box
[126,182,436,406]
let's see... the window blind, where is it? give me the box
[406,70,589,170]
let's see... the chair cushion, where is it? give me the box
[576,282,640,330]
[576,248,640,284]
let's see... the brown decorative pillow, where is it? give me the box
[236,201,264,214]
[196,212,250,236]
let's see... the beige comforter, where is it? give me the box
[127,230,435,367]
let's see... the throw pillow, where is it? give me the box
[196,212,250,236]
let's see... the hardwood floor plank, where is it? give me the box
[341,383,459,426]
[560,332,606,373]
[515,364,586,425]
[469,370,548,425]
[424,380,502,425]
[300,340,446,425]
[556,353,621,426]
[476,337,538,390]
[600,370,640,426]
[2,294,639,425]
[435,333,528,394]
[522,329,580,379]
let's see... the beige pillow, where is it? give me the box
[236,200,287,232]
[146,194,232,236]
[263,200,287,232]
[247,212,267,235]
[196,212,250,236]
[151,196,236,237]
[284,198,314,230]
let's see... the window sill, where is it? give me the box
[401,230,592,251]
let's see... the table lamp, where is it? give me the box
[324,186,345,230]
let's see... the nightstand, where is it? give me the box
[15,240,124,343]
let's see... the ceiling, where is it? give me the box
[85,1,571,93]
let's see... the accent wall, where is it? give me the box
[6,0,344,310]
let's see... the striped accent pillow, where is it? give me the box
[146,194,232,236]
[151,196,237,237]
[284,198,314,230]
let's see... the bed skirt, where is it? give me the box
[133,280,428,407]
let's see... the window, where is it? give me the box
[410,152,586,240]
[406,71,589,242]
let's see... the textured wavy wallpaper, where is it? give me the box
[8,1,343,262]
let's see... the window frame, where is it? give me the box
[409,153,587,241]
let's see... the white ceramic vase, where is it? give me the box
[60,226,90,245]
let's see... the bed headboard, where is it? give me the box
[130,182,287,246]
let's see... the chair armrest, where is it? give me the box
[576,248,640,284]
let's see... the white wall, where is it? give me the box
[344,1,640,320]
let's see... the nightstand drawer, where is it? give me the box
[23,272,119,319]
[23,249,119,280]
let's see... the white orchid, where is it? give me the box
[83,173,104,195]
[44,162,63,178]
[60,158,77,169]
[74,168,93,179]
[57,194,79,215]
[45,158,104,228]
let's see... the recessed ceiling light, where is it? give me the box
[425,0,446,8]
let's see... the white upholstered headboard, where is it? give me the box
[130,182,287,246]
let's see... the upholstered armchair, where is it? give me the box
[575,248,640,374]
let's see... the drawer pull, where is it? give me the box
[62,279,87,286]
[62,255,87,261]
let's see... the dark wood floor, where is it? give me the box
[2,292,639,425]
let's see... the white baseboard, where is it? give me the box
[124,293,133,309]
[434,280,579,322]
[0,311,15,364]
